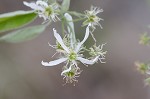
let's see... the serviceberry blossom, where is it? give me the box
[83,6,103,30]
[23,0,60,22]
[135,62,150,74]
[89,43,107,63]
[135,62,150,85]
[41,13,107,84]
[139,33,150,46]
[0,0,107,85]
[61,65,82,85]
[41,25,97,68]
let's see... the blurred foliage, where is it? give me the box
[135,61,150,86]
[0,25,47,43]
[139,32,150,46]
[0,10,37,32]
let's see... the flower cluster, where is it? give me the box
[136,32,150,85]
[83,6,103,30]
[61,65,82,85]
[23,0,60,22]
[139,33,150,46]
[24,0,106,85]
[135,62,150,85]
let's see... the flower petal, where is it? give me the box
[53,28,70,53]
[23,1,43,11]
[36,0,48,7]
[64,13,76,48]
[23,1,37,9]
[23,1,39,10]
[64,13,75,34]
[77,57,94,65]
[41,58,67,66]
[75,25,90,52]
[61,65,72,75]
[93,56,100,63]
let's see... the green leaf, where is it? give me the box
[61,0,70,13]
[0,10,37,33]
[0,25,46,43]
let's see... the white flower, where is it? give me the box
[41,25,97,68]
[61,64,82,85]
[89,43,107,63]
[83,6,103,30]
[23,0,60,22]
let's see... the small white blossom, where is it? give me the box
[61,64,82,85]
[41,25,97,68]
[83,6,103,30]
[89,43,107,63]
[23,0,60,22]
[41,12,107,84]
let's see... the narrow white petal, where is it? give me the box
[23,1,30,6]
[23,1,37,10]
[23,1,36,9]
[77,57,94,65]
[36,0,48,7]
[93,56,100,62]
[75,25,90,52]
[53,28,70,53]
[64,13,76,48]
[23,1,44,11]
[41,58,67,66]
[64,13,75,34]
[61,65,72,75]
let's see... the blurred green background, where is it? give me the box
[0,0,150,99]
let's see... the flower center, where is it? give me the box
[56,42,64,50]
[67,71,75,77]
[68,52,77,61]
[45,6,52,16]
[89,15,96,22]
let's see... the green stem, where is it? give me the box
[60,13,65,37]
[61,19,65,37]
[68,17,85,22]
[67,11,85,17]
